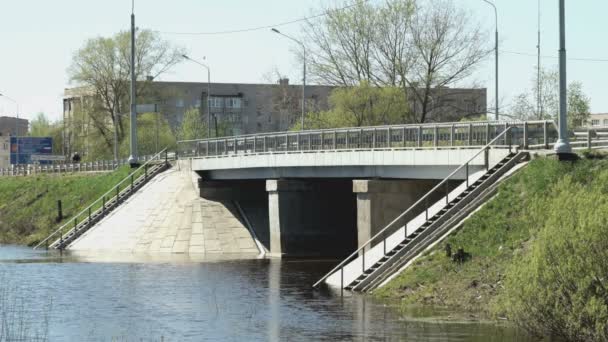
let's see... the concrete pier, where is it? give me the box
[266,179,357,257]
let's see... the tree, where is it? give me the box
[302,0,488,123]
[179,108,208,141]
[293,81,410,129]
[29,113,52,137]
[68,29,184,151]
[511,67,590,128]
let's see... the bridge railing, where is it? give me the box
[177,120,557,158]
[0,153,162,177]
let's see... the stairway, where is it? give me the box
[346,151,525,292]
[34,151,172,251]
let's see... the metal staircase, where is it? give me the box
[313,127,527,293]
[34,149,172,250]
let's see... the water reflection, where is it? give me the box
[0,245,546,341]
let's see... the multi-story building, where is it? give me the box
[63,80,486,156]
[0,116,28,137]
[585,113,608,128]
[0,134,10,168]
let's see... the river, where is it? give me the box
[0,245,547,341]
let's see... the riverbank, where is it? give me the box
[376,151,608,338]
[0,167,131,245]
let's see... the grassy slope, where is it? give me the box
[375,152,606,316]
[0,167,131,245]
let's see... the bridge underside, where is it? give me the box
[199,177,452,258]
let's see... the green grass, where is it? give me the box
[0,167,132,245]
[375,151,608,316]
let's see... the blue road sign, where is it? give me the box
[10,137,53,165]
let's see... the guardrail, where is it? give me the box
[33,149,172,250]
[0,154,161,177]
[177,120,558,158]
[312,126,516,290]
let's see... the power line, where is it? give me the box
[154,1,365,36]
[503,50,608,62]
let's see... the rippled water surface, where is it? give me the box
[0,245,543,341]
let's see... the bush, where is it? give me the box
[499,174,608,341]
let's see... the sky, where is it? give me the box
[0,0,607,122]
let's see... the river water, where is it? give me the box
[0,245,545,341]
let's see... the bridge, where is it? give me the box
[175,120,556,259]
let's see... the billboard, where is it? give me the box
[10,137,53,165]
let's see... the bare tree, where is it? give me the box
[302,0,489,123]
[406,0,489,123]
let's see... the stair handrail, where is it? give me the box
[34,148,171,250]
[312,126,515,289]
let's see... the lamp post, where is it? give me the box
[271,28,306,131]
[481,0,499,121]
[554,0,572,156]
[182,55,212,138]
[0,93,20,166]
[127,2,138,166]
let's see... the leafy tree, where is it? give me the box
[118,112,176,157]
[68,29,184,151]
[293,81,410,129]
[179,108,208,141]
[510,67,590,128]
[29,113,52,137]
[303,0,488,122]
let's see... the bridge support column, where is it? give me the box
[353,179,440,250]
[266,179,356,258]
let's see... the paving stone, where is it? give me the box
[189,234,204,246]
[160,236,176,248]
[172,240,189,254]
[176,229,192,241]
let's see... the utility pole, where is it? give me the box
[537,0,542,119]
[128,0,139,167]
[481,1,498,120]
[554,0,572,158]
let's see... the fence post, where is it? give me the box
[486,123,490,145]
[263,136,267,152]
[345,130,349,149]
[468,124,473,146]
[588,129,593,148]
[417,126,422,147]
[543,120,549,150]
[433,125,438,147]
[57,200,63,221]
[523,122,529,149]
[450,125,455,147]
[297,133,301,151]
[333,131,337,149]
[372,129,376,149]
[402,127,407,147]
[387,127,391,148]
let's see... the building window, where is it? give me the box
[195,99,201,108]
[176,99,184,108]
[226,97,241,109]
[592,119,600,126]
[603,119,608,126]
[210,97,223,108]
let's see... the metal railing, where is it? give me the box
[33,149,172,250]
[177,120,557,158]
[0,154,161,177]
[312,126,516,290]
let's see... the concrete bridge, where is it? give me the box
[177,120,556,258]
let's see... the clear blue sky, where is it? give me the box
[0,0,606,122]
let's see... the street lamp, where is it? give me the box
[271,28,306,131]
[554,0,572,156]
[481,0,499,121]
[0,93,20,166]
[182,54,212,138]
